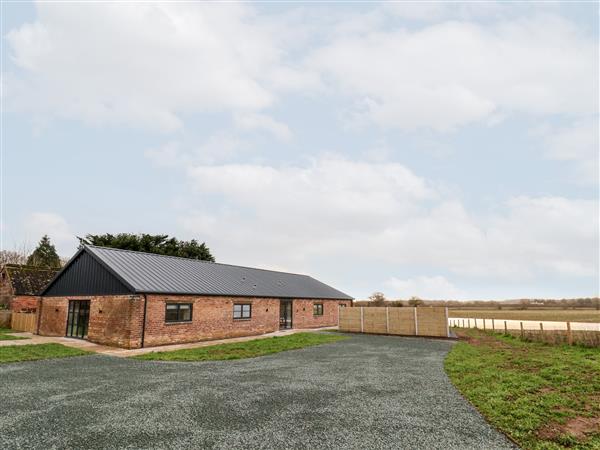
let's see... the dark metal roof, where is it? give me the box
[43,246,353,300]
[3,264,59,295]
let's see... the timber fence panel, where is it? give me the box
[363,307,388,334]
[339,307,362,332]
[11,312,37,333]
[388,308,416,335]
[339,306,448,337]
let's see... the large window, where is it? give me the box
[165,303,192,323]
[313,303,324,316]
[233,303,252,320]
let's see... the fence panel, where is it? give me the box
[339,306,449,338]
[11,312,37,333]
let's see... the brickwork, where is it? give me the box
[10,296,40,313]
[39,294,351,349]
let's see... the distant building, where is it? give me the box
[0,264,59,312]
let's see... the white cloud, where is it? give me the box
[179,155,598,291]
[24,212,76,256]
[384,276,467,300]
[309,15,597,130]
[540,119,599,183]
[6,3,302,131]
[234,113,292,141]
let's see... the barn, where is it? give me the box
[39,245,353,348]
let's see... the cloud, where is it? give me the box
[384,276,467,299]
[539,119,599,184]
[5,3,302,131]
[234,113,293,141]
[179,155,598,293]
[24,212,76,256]
[309,14,597,130]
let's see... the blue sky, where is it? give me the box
[2,1,598,300]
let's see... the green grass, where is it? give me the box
[0,343,90,364]
[133,332,348,361]
[0,327,29,341]
[445,329,600,449]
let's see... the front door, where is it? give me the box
[279,300,293,329]
[66,300,90,339]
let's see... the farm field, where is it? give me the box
[445,329,600,449]
[448,308,600,323]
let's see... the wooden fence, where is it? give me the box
[11,312,37,333]
[0,310,11,328]
[339,306,450,338]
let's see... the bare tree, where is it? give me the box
[408,296,424,307]
[368,292,386,306]
[0,243,32,266]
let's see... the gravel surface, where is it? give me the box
[0,333,516,450]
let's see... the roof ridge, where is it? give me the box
[86,245,311,278]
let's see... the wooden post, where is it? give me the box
[474,318,478,329]
[520,321,524,339]
[360,307,364,333]
[462,319,465,328]
[445,307,450,337]
[483,319,486,331]
[414,307,418,336]
[504,320,507,334]
[386,307,389,333]
[566,321,573,345]
[492,318,495,331]
[468,319,470,328]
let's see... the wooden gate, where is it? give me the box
[11,312,38,333]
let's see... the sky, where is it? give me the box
[1,1,598,300]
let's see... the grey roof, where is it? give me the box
[79,245,352,300]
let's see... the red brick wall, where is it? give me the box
[142,295,280,347]
[291,299,352,328]
[39,295,144,348]
[11,296,40,313]
[39,294,352,349]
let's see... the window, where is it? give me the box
[165,303,192,323]
[233,303,252,320]
[313,303,323,316]
[340,303,347,308]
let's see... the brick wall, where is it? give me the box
[142,295,280,347]
[291,299,352,328]
[39,294,352,349]
[11,296,40,313]
[39,295,144,348]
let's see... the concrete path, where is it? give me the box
[0,333,516,450]
[0,327,338,356]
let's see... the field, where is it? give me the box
[446,329,600,449]
[448,308,600,323]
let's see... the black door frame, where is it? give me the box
[279,300,293,329]
[66,299,90,339]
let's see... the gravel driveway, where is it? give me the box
[0,333,515,450]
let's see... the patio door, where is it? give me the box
[66,300,90,339]
[279,300,293,329]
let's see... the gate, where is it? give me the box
[11,312,38,333]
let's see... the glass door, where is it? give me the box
[279,300,293,329]
[66,300,90,339]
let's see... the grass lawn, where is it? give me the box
[0,343,90,364]
[448,309,600,323]
[0,327,29,341]
[133,332,348,361]
[445,329,600,449]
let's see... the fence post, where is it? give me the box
[566,321,573,345]
[360,307,364,333]
[504,320,507,335]
[386,307,389,334]
[462,319,465,328]
[492,318,495,331]
[483,319,486,331]
[445,307,449,337]
[468,319,470,328]
[414,307,418,336]
[474,318,478,329]
[520,321,524,339]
